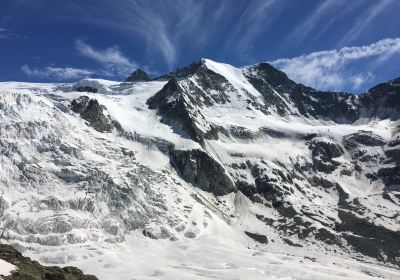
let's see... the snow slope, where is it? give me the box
[0,259,16,279]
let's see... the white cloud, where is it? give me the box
[21,40,139,80]
[75,39,137,76]
[21,64,93,80]
[271,37,400,91]
[351,73,374,89]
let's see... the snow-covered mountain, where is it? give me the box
[0,59,399,279]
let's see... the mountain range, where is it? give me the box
[0,58,399,279]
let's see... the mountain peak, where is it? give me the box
[367,75,400,95]
[126,69,150,82]
[245,62,295,89]
[155,59,205,80]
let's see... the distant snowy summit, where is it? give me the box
[125,58,400,121]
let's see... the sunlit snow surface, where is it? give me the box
[0,66,399,280]
[51,224,400,280]
[0,259,16,279]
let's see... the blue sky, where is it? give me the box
[0,0,399,92]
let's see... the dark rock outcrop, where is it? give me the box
[291,87,360,123]
[153,59,233,108]
[70,96,90,113]
[244,63,293,115]
[343,130,385,149]
[142,227,171,240]
[244,231,268,244]
[342,131,390,182]
[378,128,400,189]
[126,69,150,82]
[336,210,400,265]
[147,78,227,142]
[379,166,400,188]
[170,149,236,195]
[311,139,343,159]
[0,243,98,280]
[361,77,400,119]
[245,62,360,122]
[155,60,204,80]
[147,78,198,140]
[236,181,257,198]
[247,63,295,92]
[255,175,284,203]
[310,139,343,173]
[75,86,98,93]
[70,96,112,133]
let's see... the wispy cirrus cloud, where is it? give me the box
[225,0,283,57]
[70,0,230,69]
[75,39,137,76]
[8,0,400,84]
[3,0,295,69]
[21,64,93,80]
[0,27,11,39]
[0,27,26,39]
[271,37,400,91]
[286,0,346,44]
[338,0,394,46]
[62,0,277,68]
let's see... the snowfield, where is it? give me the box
[0,59,399,279]
[0,259,16,279]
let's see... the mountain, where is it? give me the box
[0,59,399,280]
[125,69,150,82]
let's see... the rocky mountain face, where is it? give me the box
[361,77,400,119]
[125,69,150,82]
[147,59,400,264]
[0,59,399,279]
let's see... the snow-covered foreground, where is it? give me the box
[0,59,399,279]
[24,218,400,280]
[0,259,16,279]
